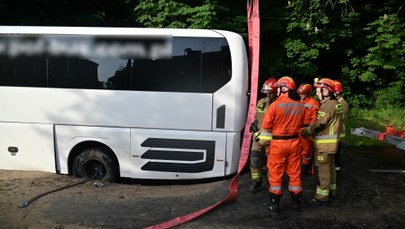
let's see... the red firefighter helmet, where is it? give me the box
[275,76,296,90]
[297,84,313,94]
[333,80,343,94]
[314,78,335,92]
[261,77,278,93]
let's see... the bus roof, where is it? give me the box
[0,26,229,38]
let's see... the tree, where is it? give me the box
[280,0,358,78]
[0,0,139,26]
[279,0,404,108]
[341,1,405,108]
[134,0,245,30]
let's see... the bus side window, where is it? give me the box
[0,35,231,93]
[0,57,16,86]
[48,58,102,89]
[0,57,47,87]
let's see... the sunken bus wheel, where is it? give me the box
[72,148,119,182]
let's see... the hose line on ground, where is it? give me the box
[19,179,88,208]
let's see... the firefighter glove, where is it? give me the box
[253,131,260,141]
[301,163,311,177]
[301,127,312,138]
[249,120,259,133]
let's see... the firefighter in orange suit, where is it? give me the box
[297,84,319,176]
[249,77,278,193]
[333,80,349,176]
[262,76,306,214]
[301,78,343,205]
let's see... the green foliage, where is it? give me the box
[134,0,216,28]
[0,0,139,26]
[344,94,373,109]
[374,81,405,109]
[346,13,405,86]
[365,14,405,78]
[134,0,245,31]
[341,4,405,108]
[281,0,355,76]
[283,38,319,75]
[277,1,405,110]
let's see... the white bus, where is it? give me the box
[0,26,248,181]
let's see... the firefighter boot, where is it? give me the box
[268,193,281,215]
[329,190,336,199]
[290,192,302,214]
[307,197,329,207]
[249,179,262,193]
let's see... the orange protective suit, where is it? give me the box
[262,93,306,195]
[300,96,319,165]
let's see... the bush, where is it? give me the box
[374,81,405,109]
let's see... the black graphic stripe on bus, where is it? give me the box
[140,138,215,173]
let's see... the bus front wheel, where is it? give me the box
[72,148,119,182]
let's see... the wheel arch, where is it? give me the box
[67,141,120,175]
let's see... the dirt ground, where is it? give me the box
[0,144,404,229]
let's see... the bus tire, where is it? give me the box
[72,148,119,182]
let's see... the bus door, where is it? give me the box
[0,122,55,172]
[129,90,228,180]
